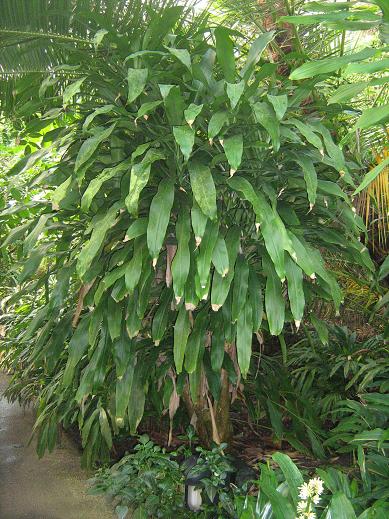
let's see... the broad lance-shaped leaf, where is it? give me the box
[227,176,291,280]
[184,311,207,373]
[211,226,240,311]
[125,217,148,241]
[214,26,235,82]
[77,202,121,279]
[184,103,203,127]
[287,118,323,153]
[261,212,287,281]
[272,452,304,508]
[188,161,217,220]
[115,355,136,427]
[226,80,245,110]
[248,268,263,332]
[173,125,195,161]
[253,102,280,151]
[222,134,243,175]
[208,111,229,143]
[127,362,147,434]
[172,211,191,303]
[75,124,116,175]
[237,302,253,378]
[137,100,162,119]
[127,68,148,104]
[356,103,389,130]
[166,47,192,71]
[126,292,141,338]
[99,407,112,449]
[174,305,191,373]
[294,155,317,209]
[159,84,185,125]
[264,256,285,336]
[328,82,369,104]
[191,200,208,246]
[63,77,86,105]
[125,238,145,294]
[51,176,72,210]
[311,121,349,179]
[232,255,249,322]
[147,179,174,265]
[83,105,114,131]
[19,245,48,284]
[240,31,276,79]
[267,94,288,120]
[152,287,172,345]
[125,149,165,216]
[197,219,219,289]
[107,297,122,340]
[211,234,229,277]
[23,213,51,255]
[81,160,130,212]
[310,314,328,346]
[289,47,381,80]
[285,254,305,329]
[287,232,316,279]
[62,316,91,387]
[326,492,357,519]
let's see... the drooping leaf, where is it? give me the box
[208,111,229,142]
[174,305,191,373]
[184,103,203,127]
[127,68,148,104]
[125,149,165,216]
[173,125,195,161]
[75,124,116,175]
[81,160,130,212]
[172,210,191,304]
[356,103,389,129]
[264,256,285,336]
[166,47,192,71]
[226,80,245,110]
[272,452,304,507]
[289,47,381,80]
[237,302,253,378]
[354,156,389,194]
[294,155,318,209]
[253,102,280,151]
[147,179,175,264]
[189,161,217,220]
[77,203,121,279]
[223,134,243,175]
[268,94,288,120]
[211,234,229,277]
[285,255,305,329]
[214,26,235,82]
[63,77,87,105]
[240,31,276,79]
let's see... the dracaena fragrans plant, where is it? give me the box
[0,2,374,464]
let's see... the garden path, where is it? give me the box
[0,373,114,519]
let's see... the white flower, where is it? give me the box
[312,495,320,505]
[299,482,310,500]
[309,477,324,496]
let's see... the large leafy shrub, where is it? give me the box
[0,1,373,463]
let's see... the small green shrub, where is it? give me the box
[89,435,187,518]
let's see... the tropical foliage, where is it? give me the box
[0,0,388,518]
